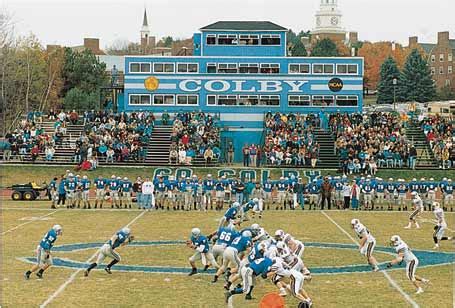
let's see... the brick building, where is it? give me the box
[409,31,455,91]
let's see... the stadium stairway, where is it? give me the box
[314,129,339,169]
[144,125,173,165]
[406,122,439,169]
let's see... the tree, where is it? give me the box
[399,49,436,103]
[436,85,455,100]
[311,38,338,57]
[63,87,98,111]
[290,40,307,56]
[377,57,401,104]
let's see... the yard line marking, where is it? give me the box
[39,210,146,308]
[1,210,60,235]
[321,211,420,308]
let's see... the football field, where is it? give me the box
[1,201,454,308]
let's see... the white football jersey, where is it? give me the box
[254,228,270,242]
[265,245,279,259]
[354,223,375,243]
[434,208,447,227]
[270,257,291,277]
[412,196,423,210]
[395,241,417,263]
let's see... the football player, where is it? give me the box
[187,228,219,276]
[432,202,452,249]
[85,227,134,276]
[405,192,423,229]
[81,175,91,209]
[94,176,106,209]
[351,219,379,271]
[121,177,133,209]
[25,224,62,280]
[387,235,429,294]
[218,202,241,228]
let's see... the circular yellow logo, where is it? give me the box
[144,76,159,91]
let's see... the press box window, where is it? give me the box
[153,95,175,105]
[207,63,217,73]
[238,95,259,106]
[289,64,310,74]
[217,95,237,106]
[206,34,216,45]
[239,35,259,45]
[260,63,279,74]
[239,63,259,74]
[337,64,358,74]
[218,63,238,73]
[259,95,280,106]
[177,95,198,105]
[288,95,310,106]
[207,95,217,105]
[177,63,198,73]
[313,64,334,74]
[261,34,280,45]
[218,34,238,45]
[312,95,334,106]
[130,63,150,73]
[129,94,151,105]
[154,63,174,73]
[336,95,358,106]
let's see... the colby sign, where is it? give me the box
[178,79,308,93]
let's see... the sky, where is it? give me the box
[2,0,454,49]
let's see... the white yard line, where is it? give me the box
[39,211,146,308]
[1,210,60,235]
[321,210,420,308]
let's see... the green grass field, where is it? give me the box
[1,200,454,308]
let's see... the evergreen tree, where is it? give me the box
[311,38,338,57]
[290,39,307,56]
[399,49,436,103]
[377,56,400,104]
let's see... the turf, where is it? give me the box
[1,200,454,308]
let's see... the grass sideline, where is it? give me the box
[1,202,454,307]
[1,165,454,188]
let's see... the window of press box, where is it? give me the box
[260,64,279,74]
[336,96,358,106]
[312,95,334,106]
[153,95,175,105]
[154,63,174,73]
[207,63,217,73]
[261,34,280,45]
[217,95,238,105]
[239,63,259,74]
[218,63,238,73]
[206,34,216,45]
[207,95,216,105]
[218,34,238,45]
[177,95,198,105]
[177,63,198,73]
[289,64,310,74]
[288,95,311,106]
[238,95,259,105]
[259,95,280,105]
[313,64,334,74]
[239,35,259,45]
[130,95,150,105]
[130,63,150,73]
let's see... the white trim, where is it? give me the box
[129,62,151,74]
[311,84,363,90]
[125,55,365,60]
[128,94,152,106]
[126,83,177,90]
[220,113,264,121]
[152,94,176,106]
[125,75,363,81]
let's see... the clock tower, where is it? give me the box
[311,0,347,44]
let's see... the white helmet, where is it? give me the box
[351,218,359,226]
[252,198,259,204]
[276,241,286,250]
[122,227,131,234]
[111,175,116,179]
[242,230,252,238]
[124,177,128,180]
[191,228,201,237]
[82,175,88,179]
[52,224,63,235]
[411,191,418,197]
[274,229,285,240]
[433,202,441,210]
[251,223,260,231]
[232,202,240,208]
[390,235,401,246]
[284,234,293,244]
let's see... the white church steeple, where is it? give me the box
[312,0,345,35]
[140,8,150,41]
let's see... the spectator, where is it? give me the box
[141,177,154,210]
[45,146,55,161]
[31,145,40,162]
[342,181,351,210]
[320,177,333,210]
[169,148,178,164]
[350,180,360,210]
[204,147,214,165]
[106,147,115,163]
[242,144,250,167]
[227,141,234,165]
[69,110,79,124]
[162,111,170,126]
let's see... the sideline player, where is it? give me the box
[432,202,452,249]
[351,219,379,271]
[405,192,423,229]
[25,224,63,279]
[387,235,429,294]
[187,228,219,276]
[84,227,134,276]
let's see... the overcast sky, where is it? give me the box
[2,0,454,49]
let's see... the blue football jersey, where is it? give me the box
[39,229,58,250]
[224,207,238,220]
[95,178,106,189]
[249,257,273,276]
[191,235,209,253]
[110,230,130,250]
[230,235,252,252]
[216,227,238,246]
[247,242,265,263]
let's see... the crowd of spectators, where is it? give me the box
[169,112,221,165]
[420,115,454,169]
[331,112,418,175]
[262,112,321,167]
